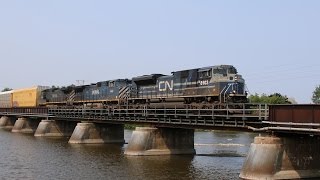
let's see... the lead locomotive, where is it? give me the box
[130,65,246,104]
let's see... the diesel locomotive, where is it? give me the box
[130,65,247,104]
[41,79,131,107]
[0,65,247,108]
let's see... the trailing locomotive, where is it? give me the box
[0,65,247,108]
[41,79,131,107]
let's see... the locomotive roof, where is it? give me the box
[12,86,50,92]
[132,74,166,82]
[95,79,130,83]
[60,79,131,88]
[172,65,236,74]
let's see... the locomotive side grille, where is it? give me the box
[119,86,131,99]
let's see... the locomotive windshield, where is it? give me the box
[213,68,227,75]
[212,66,238,76]
[228,67,237,74]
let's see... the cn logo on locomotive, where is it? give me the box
[159,80,173,92]
[91,89,100,95]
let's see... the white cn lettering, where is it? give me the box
[159,80,173,92]
[92,89,100,95]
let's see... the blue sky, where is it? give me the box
[0,1,319,103]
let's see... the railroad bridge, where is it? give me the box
[1,104,320,179]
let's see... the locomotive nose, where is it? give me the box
[234,75,242,81]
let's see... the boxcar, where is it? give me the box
[0,91,13,108]
[12,86,49,107]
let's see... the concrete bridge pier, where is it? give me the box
[69,122,125,144]
[12,117,41,133]
[240,135,320,180]
[0,116,16,130]
[35,120,77,137]
[125,127,196,156]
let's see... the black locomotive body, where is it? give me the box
[130,65,247,104]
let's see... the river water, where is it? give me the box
[0,129,258,180]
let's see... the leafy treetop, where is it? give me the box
[249,93,292,104]
[312,85,320,104]
[1,88,13,92]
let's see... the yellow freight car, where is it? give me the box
[12,86,48,107]
[0,91,13,108]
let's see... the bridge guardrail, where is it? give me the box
[0,103,268,129]
[0,107,48,115]
[47,103,268,128]
[2,104,320,135]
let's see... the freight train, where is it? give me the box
[0,65,247,108]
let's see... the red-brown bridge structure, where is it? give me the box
[0,104,320,179]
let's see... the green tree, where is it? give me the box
[249,93,291,104]
[248,93,264,103]
[1,87,13,92]
[312,85,320,104]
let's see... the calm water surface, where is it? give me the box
[0,129,258,180]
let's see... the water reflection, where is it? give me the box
[126,156,195,180]
[0,129,258,179]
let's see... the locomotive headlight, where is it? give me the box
[234,75,238,81]
[233,90,236,94]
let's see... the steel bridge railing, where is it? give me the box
[2,104,320,135]
[47,103,268,128]
[0,107,50,117]
[0,104,268,128]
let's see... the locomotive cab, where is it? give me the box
[210,65,247,103]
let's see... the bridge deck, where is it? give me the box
[1,104,320,135]
[0,104,267,129]
[48,105,266,129]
